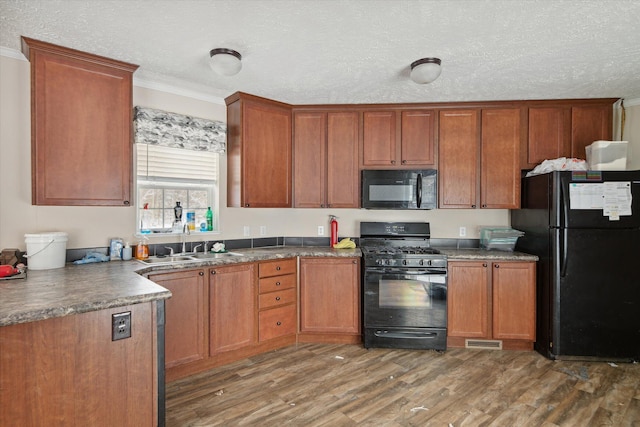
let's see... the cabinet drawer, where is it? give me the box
[259,288,296,310]
[259,273,296,293]
[259,258,296,278]
[259,304,297,341]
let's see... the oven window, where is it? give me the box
[379,279,431,308]
[369,185,413,202]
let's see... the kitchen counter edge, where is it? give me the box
[1,246,536,327]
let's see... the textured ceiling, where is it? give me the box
[2,0,640,105]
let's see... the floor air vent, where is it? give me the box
[465,339,503,350]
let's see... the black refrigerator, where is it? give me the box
[511,170,640,361]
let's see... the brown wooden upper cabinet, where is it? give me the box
[21,37,138,206]
[362,109,436,168]
[225,92,292,207]
[571,104,614,160]
[438,110,479,208]
[439,108,520,209]
[522,100,615,169]
[293,111,359,208]
[480,109,521,209]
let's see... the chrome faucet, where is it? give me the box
[181,223,190,254]
[164,246,175,256]
[192,244,202,254]
[204,241,211,253]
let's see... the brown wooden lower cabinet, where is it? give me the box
[258,258,298,342]
[155,260,297,381]
[299,257,361,344]
[447,260,536,350]
[149,269,207,368]
[0,303,157,426]
[209,263,257,354]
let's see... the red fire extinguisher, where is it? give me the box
[330,215,338,247]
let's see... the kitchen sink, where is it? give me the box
[138,252,245,264]
[138,255,198,264]
[192,251,245,259]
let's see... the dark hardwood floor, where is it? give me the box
[166,343,640,426]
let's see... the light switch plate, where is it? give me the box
[243,226,250,237]
[260,226,267,236]
[318,226,324,236]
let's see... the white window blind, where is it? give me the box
[136,143,217,182]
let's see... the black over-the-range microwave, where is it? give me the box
[361,169,437,209]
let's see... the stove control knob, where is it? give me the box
[419,259,424,266]
[402,260,407,266]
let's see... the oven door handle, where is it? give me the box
[374,330,439,339]
[367,268,446,275]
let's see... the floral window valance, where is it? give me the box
[133,106,226,153]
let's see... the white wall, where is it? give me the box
[12,54,640,251]
[623,103,640,170]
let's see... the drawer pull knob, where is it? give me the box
[211,270,216,275]
[482,263,487,267]
[275,296,281,301]
[276,266,281,271]
[276,282,281,286]
[495,264,500,268]
[199,271,204,276]
[276,321,282,326]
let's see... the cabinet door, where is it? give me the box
[362,111,397,166]
[209,263,257,354]
[525,107,571,168]
[327,112,360,208]
[492,262,536,341]
[400,110,436,166]
[243,101,292,207]
[149,269,207,369]
[447,261,490,338]
[571,105,613,160]
[438,110,480,208]
[24,37,138,206]
[294,112,326,208]
[227,93,292,208]
[299,257,360,334]
[481,109,521,209]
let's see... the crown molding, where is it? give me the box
[624,98,640,107]
[0,46,27,61]
[0,46,226,105]
[132,77,226,106]
[2,45,638,108]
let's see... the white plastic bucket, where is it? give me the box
[24,232,68,270]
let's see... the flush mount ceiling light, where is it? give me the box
[209,48,242,76]
[410,57,442,84]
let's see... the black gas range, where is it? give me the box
[360,222,448,350]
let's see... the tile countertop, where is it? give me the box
[0,246,536,327]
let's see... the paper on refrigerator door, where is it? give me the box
[569,183,604,209]
[602,182,632,219]
[569,182,632,219]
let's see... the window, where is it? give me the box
[136,144,219,234]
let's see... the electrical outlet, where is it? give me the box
[318,226,324,236]
[260,225,267,236]
[459,227,467,237]
[243,226,250,237]
[112,312,131,341]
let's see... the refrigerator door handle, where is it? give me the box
[560,181,569,228]
[416,173,422,209]
[560,227,568,278]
